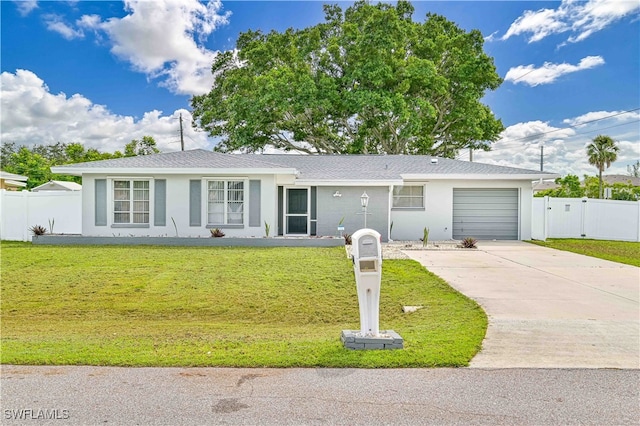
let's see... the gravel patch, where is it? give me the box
[346,241,466,260]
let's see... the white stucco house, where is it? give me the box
[51,149,558,241]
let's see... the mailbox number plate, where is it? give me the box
[359,260,377,272]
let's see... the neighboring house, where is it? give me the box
[31,180,82,192]
[51,149,558,241]
[601,174,640,186]
[0,171,28,190]
[532,179,559,194]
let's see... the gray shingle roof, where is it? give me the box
[602,174,640,186]
[53,149,556,180]
[240,154,555,180]
[53,149,287,170]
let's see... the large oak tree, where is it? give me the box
[191,0,504,157]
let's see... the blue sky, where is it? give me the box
[1,0,639,177]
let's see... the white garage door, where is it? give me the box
[453,188,519,240]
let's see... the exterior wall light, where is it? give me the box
[360,191,369,228]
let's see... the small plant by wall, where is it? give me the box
[264,221,271,238]
[461,237,477,249]
[420,227,430,247]
[29,225,48,236]
[210,228,225,238]
[171,217,179,237]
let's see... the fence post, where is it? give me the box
[0,190,4,241]
[580,197,588,238]
[637,200,640,242]
[543,196,549,241]
[23,190,30,242]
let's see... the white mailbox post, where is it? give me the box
[351,228,382,335]
[341,228,404,350]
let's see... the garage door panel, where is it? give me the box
[455,216,518,223]
[453,188,519,240]
[456,204,518,216]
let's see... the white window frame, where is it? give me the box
[205,178,247,228]
[392,184,425,209]
[109,177,153,228]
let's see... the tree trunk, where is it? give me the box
[598,168,603,199]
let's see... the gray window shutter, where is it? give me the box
[310,186,317,236]
[189,180,201,226]
[277,186,283,236]
[249,180,261,227]
[95,179,107,226]
[154,179,166,226]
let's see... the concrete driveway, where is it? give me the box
[404,241,640,368]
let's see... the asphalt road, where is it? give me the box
[2,365,638,425]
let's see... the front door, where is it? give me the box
[285,188,309,235]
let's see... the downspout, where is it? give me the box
[387,185,393,242]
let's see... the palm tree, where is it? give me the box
[586,135,619,199]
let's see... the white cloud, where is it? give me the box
[502,8,569,43]
[473,113,640,177]
[44,14,84,40]
[0,69,211,153]
[563,110,640,127]
[14,0,38,16]
[76,0,231,95]
[484,30,499,42]
[567,0,640,43]
[504,56,605,86]
[501,0,640,44]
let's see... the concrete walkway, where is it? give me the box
[403,241,640,368]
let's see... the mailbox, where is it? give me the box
[351,228,382,336]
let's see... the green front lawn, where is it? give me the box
[1,243,486,367]
[529,239,640,267]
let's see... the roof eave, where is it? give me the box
[294,179,403,186]
[401,173,561,181]
[3,180,28,187]
[50,167,298,176]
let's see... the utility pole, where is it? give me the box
[540,145,544,172]
[179,113,185,151]
[469,148,473,162]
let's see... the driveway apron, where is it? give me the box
[403,241,640,368]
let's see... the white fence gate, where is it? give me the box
[0,190,82,241]
[532,196,640,242]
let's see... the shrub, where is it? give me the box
[461,237,477,249]
[343,233,352,245]
[29,225,48,236]
[210,228,225,238]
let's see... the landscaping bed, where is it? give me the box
[1,242,487,367]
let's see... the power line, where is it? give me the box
[488,118,640,153]
[507,68,537,83]
[495,107,640,145]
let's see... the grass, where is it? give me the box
[1,242,487,368]
[529,238,640,267]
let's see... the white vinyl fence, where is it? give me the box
[532,196,640,242]
[0,190,82,241]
